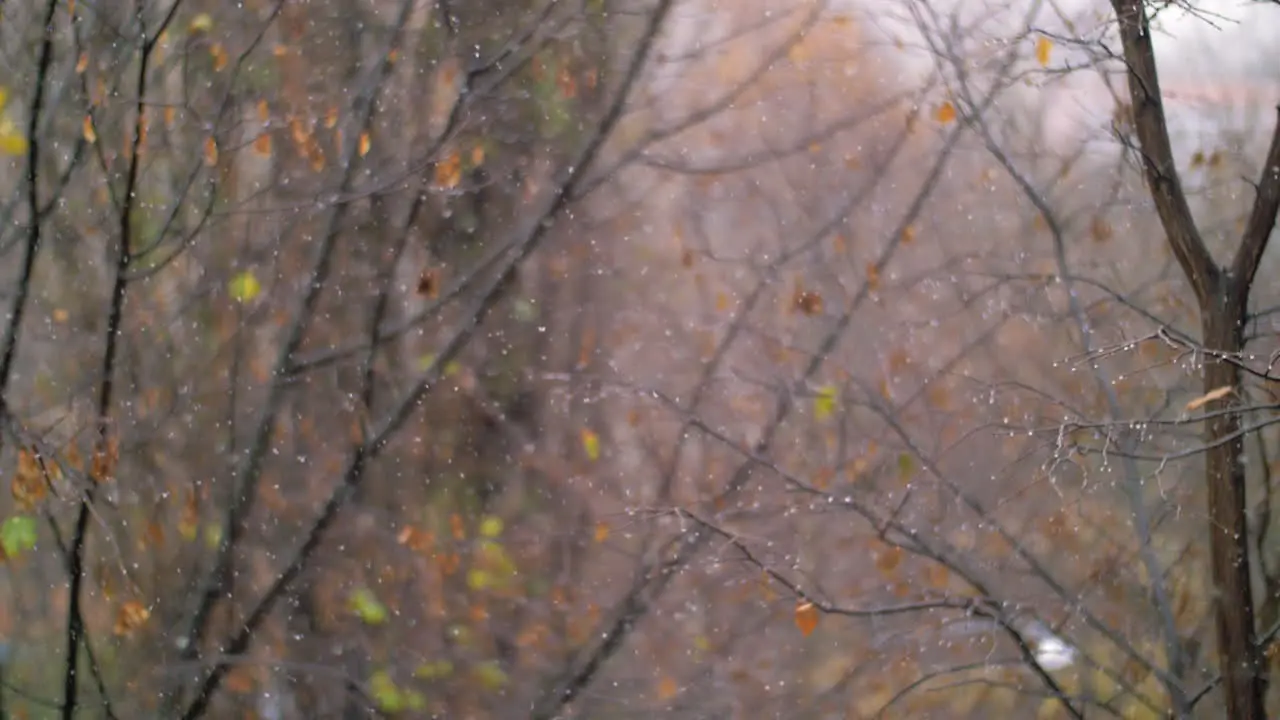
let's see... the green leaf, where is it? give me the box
[897,453,914,481]
[472,661,508,692]
[0,516,37,557]
[415,353,462,377]
[814,385,838,421]
[369,670,405,713]
[513,298,538,322]
[203,523,223,549]
[476,539,518,578]
[228,271,261,303]
[349,587,389,625]
[580,428,600,461]
[414,660,454,680]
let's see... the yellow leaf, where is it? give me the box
[934,100,956,124]
[814,385,838,421]
[203,136,218,166]
[0,129,27,156]
[478,515,503,538]
[358,131,371,157]
[1036,36,1053,67]
[228,271,261,302]
[0,87,7,110]
[787,41,810,66]
[580,428,601,461]
[1185,385,1233,412]
[794,601,819,636]
[82,115,97,144]
[188,13,214,34]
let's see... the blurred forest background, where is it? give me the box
[0,0,1279,718]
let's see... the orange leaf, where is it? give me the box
[795,601,819,637]
[1185,385,1233,412]
[434,152,462,189]
[934,101,956,124]
[594,521,610,543]
[358,131,371,157]
[657,676,679,701]
[75,52,89,74]
[82,115,97,144]
[210,43,228,72]
[257,99,270,122]
[203,136,218,167]
[113,600,150,636]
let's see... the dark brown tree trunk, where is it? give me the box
[1203,285,1267,719]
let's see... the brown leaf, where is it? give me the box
[866,263,881,291]
[875,545,902,575]
[1089,215,1113,243]
[792,286,824,316]
[11,448,46,511]
[416,268,440,299]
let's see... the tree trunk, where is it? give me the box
[1203,284,1267,719]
